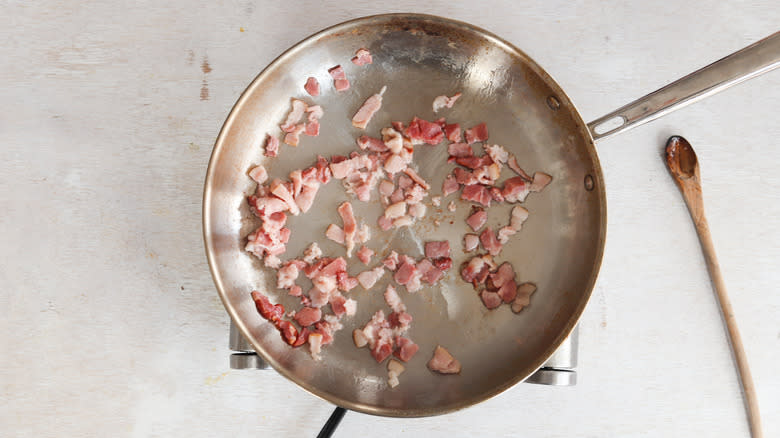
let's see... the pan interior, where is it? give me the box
[204,14,605,417]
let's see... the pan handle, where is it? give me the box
[587,31,780,141]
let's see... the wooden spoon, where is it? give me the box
[664,135,762,438]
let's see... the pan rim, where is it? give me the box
[203,12,607,417]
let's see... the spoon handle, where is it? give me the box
[684,196,763,438]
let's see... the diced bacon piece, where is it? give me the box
[250,290,284,323]
[383,251,399,270]
[489,187,505,203]
[351,48,373,66]
[447,200,457,212]
[264,134,279,157]
[270,179,300,215]
[502,177,530,203]
[455,155,493,169]
[480,290,502,309]
[427,345,461,374]
[432,92,462,112]
[453,167,477,185]
[444,123,462,142]
[357,246,374,265]
[330,156,361,180]
[405,117,445,145]
[315,155,332,184]
[295,183,319,213]
[384,154,406,174]
[530,172,553,192]
[281,99,308,132]
[479,227,502,256]
[466,209,488,231]
[352,86,386,129]
[442,174,460,197]
[381,127,404,154]
[377,215,393,231]
[393,337,419,362]
[419,260,444,284]
[485,144,509,164]
[425,241,450,259]
[403,168,430,190]
[261,211,287,233]
[309,286,333,309]
[416,258,433,275]
[408,202,426,219]
[264,255,282,269]
[394,260,416,285]
[275,320,298,345]
[337,202,357,257]
[312,320,336,345]
[303,242,322,264]
[283,123,305,146]
[497,278,517,303]
[353,328,369,348]
[288,285,303,297]
[246,227,285,259]
[292,327,310,347]
[276,263,299,289]
[357,266,385,290]
[464,234,479,252]
[431,196,441,207]
[371,341,393,363]
[325,223,345,244]
[329,292,348,317]
[464,122,488,144]
[393,215,414,228]
[384,201,407,219]
[388,311,413,330]
[398,254,415,266]
[448,142,473,158]
[461,184,491,207]
[328,65,350,91]
[510,206,530,230]
[490,262,515,288]
[461,255,491,284]
[308,333,323,360]
[404,184,427,205]
[389,188,405,204]
[379,179,395,197]
[497,226,517,244]
[357,135,387,152]
[336,272,359,292]
[433,257,452,271]
[512,283,537,313]
[304,120,319,136]
[361,310,388,348]
[307,104,324,120]
[387,359,405,388]
[304,77,320,96]
[320,257,347,277]
[507,156,533,181]
[249,165,268,184]
[294,307,321,327]
[383,284,406,313]
[303,258,328,279]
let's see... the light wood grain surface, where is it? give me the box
[1,1,778,437]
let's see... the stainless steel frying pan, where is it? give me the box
[203,14,779,417]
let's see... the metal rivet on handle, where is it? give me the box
[584,174,594,191]
[546,95,560,111]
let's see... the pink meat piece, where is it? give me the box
[453,167,477,185]
[295,182,319,213]
[246,227,284,258]
[338,202,357,257]
[309,286,330,308]
[461,255,491,284]
[405,117,444,145]
[357,135,388,152]
[357,246,374,265]
[403,168,430,190]
[384,284,406,313]
[408,202,426,219]
[303,258,330,279]
[388,188,405,204]
[485,144,508,164]
[466,209,488,231]
[416,258,434,276]
[424,241,451,259]
[379,179,395,197]
[432,256,451,272]
[264,134,279,157]
[351,48,373,66]
[288,170,303,198]
[357,266,385,289]
[490,262,515,288]
[383,251,399,270]
[489,187,505,203]
[497,279,517,303]
[304,77,320,96]
[292,327,310,347]
[463,234,479,252]
[530,172,553,192]
[432,92,462,112]
[461,184,492,207]
[384,154,406,174]
[294,307,321,327]
[448,142,473,158]
[464,122,489,144]
[329,292,348,317]
[313,320,339,345]
[497,226,517,244]
[507,156,533,181]
[419,260,444,284]
[250,290,284,323]
[442,174,460,197]
[510,206,530,230]
[249,165,268,184]
[384,201,407,220]
[393,337,419,362]
[328,65,350,91]
[427,345,461,374]
[394,261,416,285]
[304,120,319,136]
[276,262,300,289]
[283,123,305,147]
[444,123,462,142]
[315,155,332,184]
[502,177,531,203]
[248,195,287,218]
[388,311,413,330]
[455,155,493,170]
[479,227,502,256]
[288,285,302,297]
[329,156,360,180]
[361,310,389,348]
[325,223,345,244]
[281,99,308,132]
[371,341,393,363]
[261,212,287,234]
[377,215,393,231]
[352,86,386,129]
[337,271,359,292]
[404,184,427,205]
[480,290,502,309]
[320,257,347,277]
[512,283,537,313]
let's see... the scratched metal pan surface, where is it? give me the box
[203,13,606,417]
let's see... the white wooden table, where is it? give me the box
[2,1,778,436]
